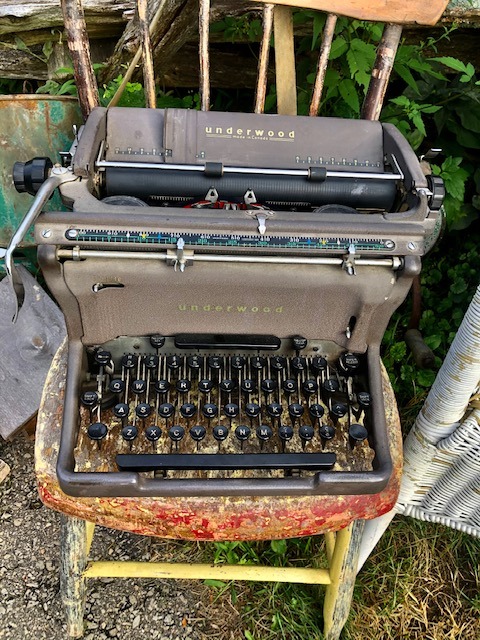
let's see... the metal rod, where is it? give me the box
[199,0,210,111]
[361,24,403,121]
[95,158,402,181]
[254,4,274,114]
[137,0,156,109]
[56,248,402,269]
[60,0,99,120]
[309,14,337,117]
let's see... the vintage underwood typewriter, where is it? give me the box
[8,106,444,498]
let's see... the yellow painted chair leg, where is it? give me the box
[60,515,89,639]
[323,520,365,640]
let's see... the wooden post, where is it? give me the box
[273,5,297,115]
[199,0,210,111]
[361,23,402,121]
[254,3,274,114]
[137,0,156,108]
[60,0,99,120]
[309,13,337,117]
[60,515,88,639]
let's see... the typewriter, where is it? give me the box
[9,107,444,498]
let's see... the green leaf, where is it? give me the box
[395,64,419,94]
[329,36,348,60]
[451,277,468,294]
[42,40,53,60]
[416,370,436,388]
[411,113,426,137]
[204,579,227,588]
[424,335,442,350]
[244,630,255,640]
[312,12,325,50]
[459,109,480,134]
[338,78,359,114]
[431,56,468,73]
[270,539,287,556]
[14,36,29,52]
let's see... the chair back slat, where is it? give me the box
[254,4,274,114]
[199,0,211,111]
[308,13,338,117]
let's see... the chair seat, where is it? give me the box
[35,339,402,541]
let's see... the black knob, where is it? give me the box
[302,379,318,395]
[245,403,261,419]
[176,379,191,394]
[190,425,206,442]
[349,423,368,449]
[202,403,218,419]
[113,403,129,419]
[330,402,347,423]
[135,403,151,419]
[357,391,371,409]
[145,425,162,442]
[81,390,98,408]
[299,424,314,442]
[231,356,246,370]
[308,403,324,422]
[266,402,282,419]
[121,354,137,370]
[319,424,335,448]
[109,379,125,395]
[166,355,183,370]
[261,378,277,394]
[154,379,169,395]
[235,425,251,442]
[187,355,204,370]
[132,379,147,394]
[278,425,294,441]
[338,352,361,376]
[256,425,273,442]
[213,425,229,441]
[282,379,296,395]
[270,356,287,371]
[87,422,108,441]
[250,356,267,371]
[149,334,165,349]
[169,425,185,442]
[95,349,111,366]
[322,378,339,395]
[292,335,308,351]
[241,379,256,394]
[13,157,53,196]
[311,356,328,373]
[143,354,159,370]
[121,425,138,442]
[180,403,196,419]
[291,356,307,374]
[208,356,223,371]
[426,174,445,211]
[198,379,214,393]
[220,379,236,393]
[158,402,175,419]
[224,403,239,418]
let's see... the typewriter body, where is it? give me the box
[19,107,442,498]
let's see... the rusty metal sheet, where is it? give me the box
[36,340,402,541]
[0,95,81,250]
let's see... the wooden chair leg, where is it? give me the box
[323,520,365,640]
[60,515,89,639]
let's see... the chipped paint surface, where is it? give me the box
[35,341,402,541]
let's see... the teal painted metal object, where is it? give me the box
[0,95,82,255]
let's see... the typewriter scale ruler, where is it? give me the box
[65,229,394,252]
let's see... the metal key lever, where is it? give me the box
[4,166,78,322]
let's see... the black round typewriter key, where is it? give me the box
[113,403,129,419]
[357,391,371,409]
[231,355,246,370]
[266,402,282,419]
[176,379,191,394]
[261,378,277,394]
[299,424,315,442]
[282,379,296,395]
[319,424,336,448]
[81,390,98,407]
[330,402,348,422]
[220,379,236,393]
[241,378,256,394]
[109,379,125,395]
[202,403,218,419]
[213,425,229,441]
[158,402,175,419]
[279,425,294,441]
[245,403,261,419]
[143,354,159,370]
[292,335,308,352]
[208,356,223,371]
[308,403,325,421]
[135,402,152,419]
[250,356,267,370]
[288,403,304,420]
[270,356,287,371]
[198,379,214,393]
[121,354,137,370]
[132,379,147,394]
[180,402,196,419]
[169,425,185,442]
[94,349,111,366]
[235,425,251,442]
[145,425,162,442]
[154,379,169,395]
[87,422,108,441]
[190,425,206,442]
[150,334,165,349]
[121,425,138,442]
[166,355,183,370]
[338,352,361,376]
[322,377,339,395]
[311,356,328,373]
[224,403,239,418]
[349,423,368,449]
[302,379,318,395]
[187,355,204,370]
[256,425,273,442]
[291,356,307,374]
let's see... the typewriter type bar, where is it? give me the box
[56,336,392,498]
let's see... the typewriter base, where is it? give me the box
[36,339,402,540]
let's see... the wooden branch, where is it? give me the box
[199,0,210,110]
[309,13,337,116]
[60,0,99,119]
[137,0,156,108]
[254,3,274,114]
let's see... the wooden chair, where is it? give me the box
[35,0,448,638]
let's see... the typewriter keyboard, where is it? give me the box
[74,335,376,479]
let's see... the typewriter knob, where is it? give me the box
[122,354,138,369]
[149,334,165,349]
[121,425,138,442]
[187,355,204,370]
[338,352,361,376]
[135,403,151,419]
[270,356,287,371]
[109,379,125,395]
[302,379,318,395]
[357,391,371,409]
[169,426,185,442]
[256,425,273,442]
[95,349,111,366]
[81,390,98,408]
[13,156,53,195]
[292,335,308,352]
[213,425,229,441]
[308,403,325,421]
[311,356,328,373]
[180,403,196,419]
[319,424,335,448]
[245,403,261,419]
[190,425,206,442]
[145,425,162,442]
[299,424,315,442]
[235,425,251,442]
[349,423,368,449]
[278,425,294,441]
[143,354,159,370]
[87,422,108,441]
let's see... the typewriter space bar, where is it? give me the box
[116,453,336,472]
